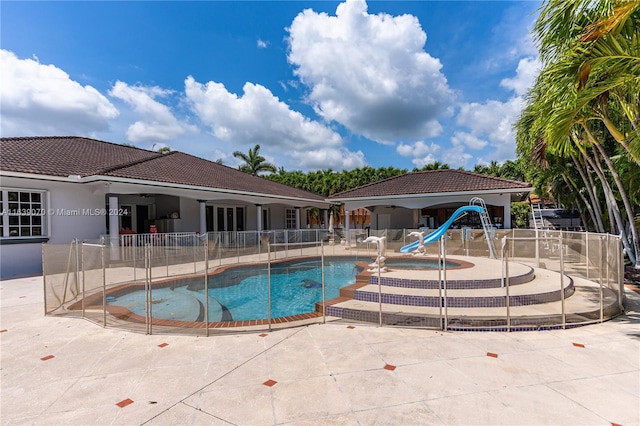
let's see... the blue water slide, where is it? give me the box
[400,205,485,253]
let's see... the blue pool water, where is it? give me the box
[107,258,361,322]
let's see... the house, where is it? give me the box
[329,170,532,243]
[0,136,332,277]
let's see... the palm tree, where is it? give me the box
[535,0,640,165]
[516,0,639,266]
[232,144,277,175]
[414,162,450,172]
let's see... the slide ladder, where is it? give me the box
[531,203,550,251]
[470,197,498,259]
[531,204,546,230]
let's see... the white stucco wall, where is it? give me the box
[0,243,44,277]
[1,177,108,277]
[246,205,258,231]
[1,177,107,243]
[178,198,200,233]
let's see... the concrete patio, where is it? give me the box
[1,274,639,425]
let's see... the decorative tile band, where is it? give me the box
[369,267,535,289]
[354,277,574,307]
[326,303,617,331]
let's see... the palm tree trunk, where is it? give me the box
[585,148,637,265]
[585,163,607,231]
[561,172,598,231]
[571,154,604,232]
[592,140,640,268]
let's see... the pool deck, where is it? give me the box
[1,274,639,425]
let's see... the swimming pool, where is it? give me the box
[106,258,362,322]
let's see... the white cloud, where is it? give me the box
[257,39,268,49]
[455,96,523,160]
[287,0,454,143]
[411,154,438,169]
[439,131,489,169]
[396,141,441,168]
[441,144,473,168]
[184,76,365,170]
[451,131,488,150]
[0,49,118,136]
[500,57,541,97]
[291,148,366,170]
[453,54,539,164]
[108,81,196,143]
[396,141,439,158]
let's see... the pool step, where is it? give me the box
[352,269,572,308]
[318,271,621,330]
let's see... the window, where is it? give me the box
[285,208,296,229]
[1,190,46,237]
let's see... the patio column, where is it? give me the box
[108,196,119,259]
[198,200,206,235]
[295,207,301,230]
[502,199,511,229]
[345,209,350,246]
[256,204,262,232]
[323,209,329,228]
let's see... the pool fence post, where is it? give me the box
[193,233,197,274]
[442,236,448,331]
[503,237,511,332]
[617,236,624,312]
[145,244,151,335]
[81,240,86,319]
[321,240,326,325]
[559,233,565,329]
[267,239,272,332]
[59,241,75,307]
[585,231,589,280]
[285,230,289,259]
[133,238,137,282]
[42,243,47,315]
[604,235,611,288]
[149,244,153,335]
[205,237,209,337]
[75,238,81,306]
[437,237,443,329]
[535,226,540,268]
[598,235,604,298]
[102,243,107,327]
[606,234,610,298]
[378,245,382,327]
[236,232,240,263]
[600,235,606,322]
[165,240,169,277]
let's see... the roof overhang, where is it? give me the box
[331,187,531,203]
[332,187,532,210]
[0,171,332,209]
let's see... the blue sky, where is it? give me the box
[1,0,541,172]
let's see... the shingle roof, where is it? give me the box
[329,170,531,199]
[0,136,161,177]
[0,136,325,201]
[104,151,325,200]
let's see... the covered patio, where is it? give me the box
[329,170,532,245]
